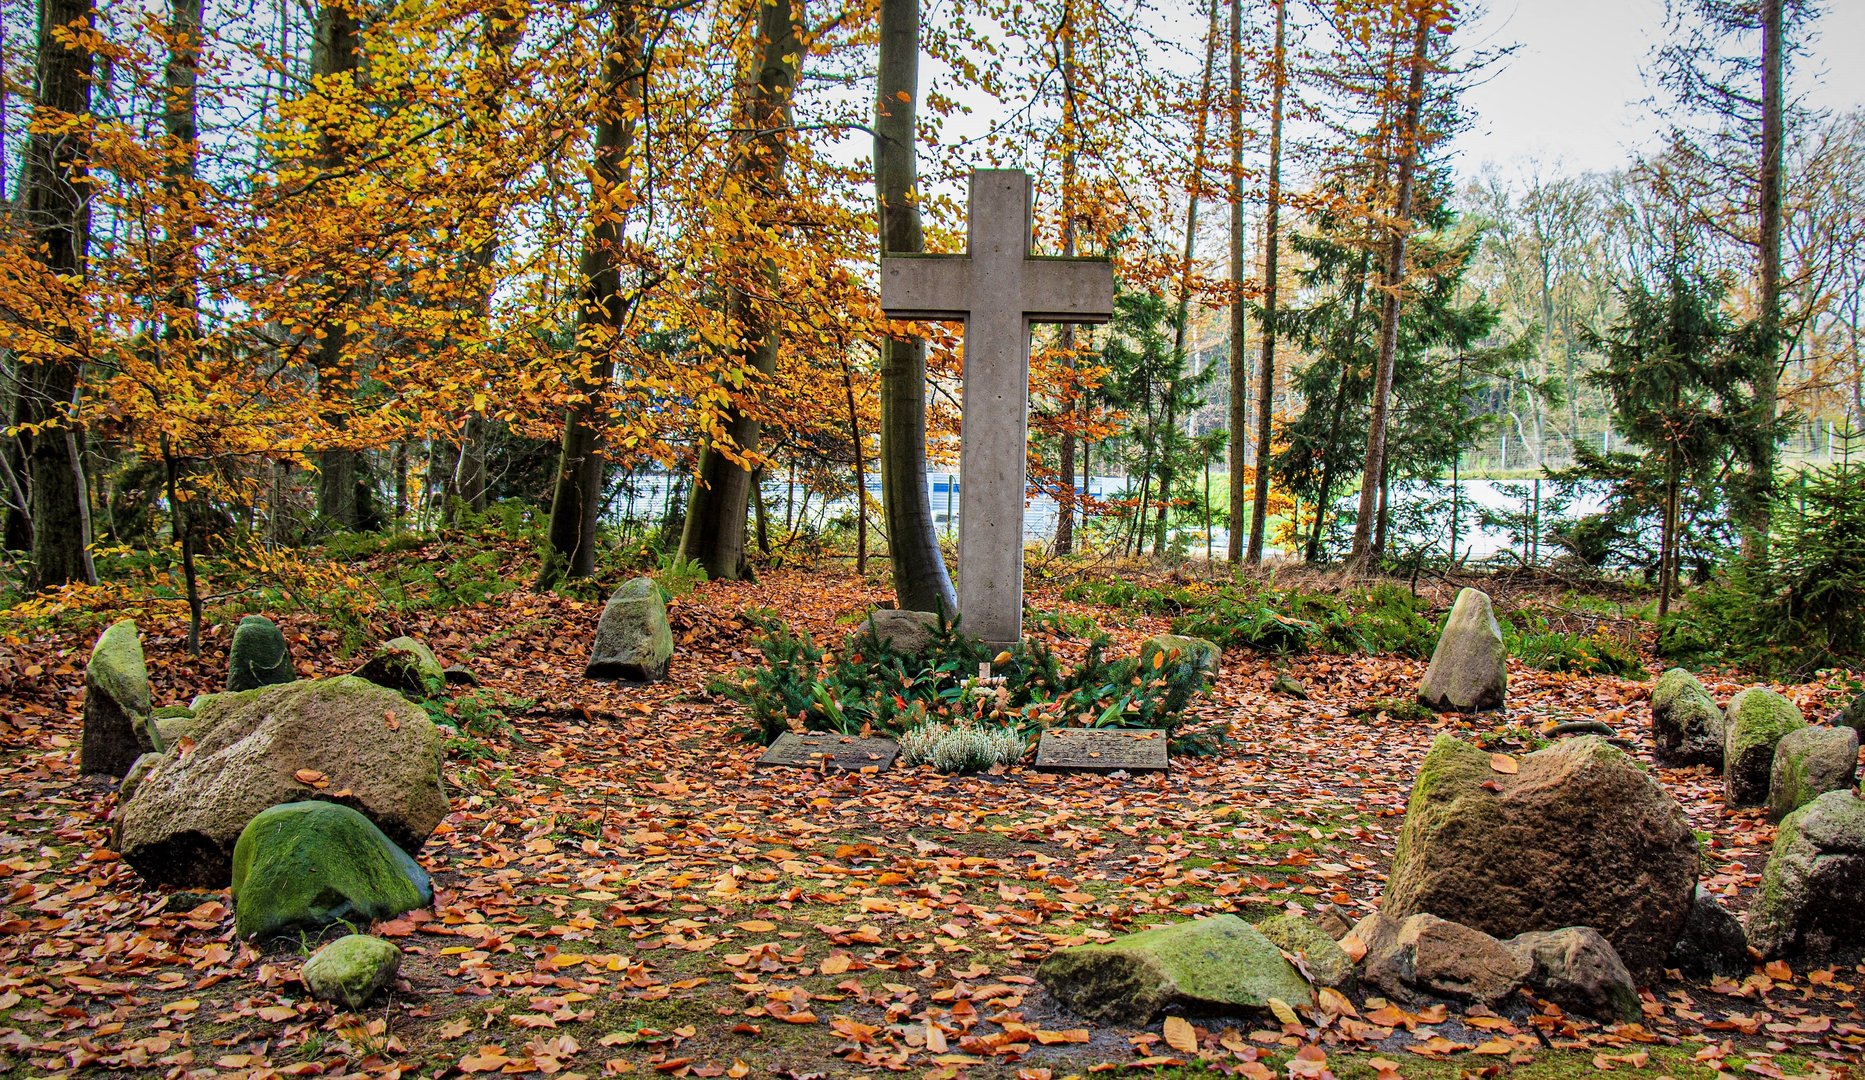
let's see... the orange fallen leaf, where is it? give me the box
[1163,1016,1198,1054]
[1489,753,1518,774]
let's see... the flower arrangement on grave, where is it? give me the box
[710,613,1220,764]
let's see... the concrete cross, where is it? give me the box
[880,169,1114,649]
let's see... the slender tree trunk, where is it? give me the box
[1246,0,1287,564]
[1741,0,1784,553]
[540,0,646,587]
[873,0,954,611]
[311,0,364,531]
[1224,0,1247,563]
[16,0,97,588]
[752,467,771,555]
[1348,10,1430,568]
[1305,250,1370,563]
[162,0,203,647]
[844,366,867,574]
[680,0,803,581]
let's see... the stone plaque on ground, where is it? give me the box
[1034,728,1169,774]
[757,733,899,772]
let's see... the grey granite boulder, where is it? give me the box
[1036,914,1313,1024]
[1668,886,1747,978]
[1418,588,1507,712]
[586,577,674,682]
[1356,912,1529,1007]
[1381,735,1698,972]
[1507,927,1641,1023]
[82,620,156,778]
[226,615,295,691]
[1649,668,1725,767]
[1724,688,1806,808]
[1745,790,1865,958]
[1766,725,1859,822]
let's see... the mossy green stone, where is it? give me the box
[82,619,156,777]
[1650,668,1705,716]
[1255,912,1355,989]
[1138,634,1221,678]
[1724,688,1806,808]
[302,934,402,1010]
[1747,790,1865,957]
[1036,914,1312,1024]
[353,637,448,700]
[231,801,432,941]
[227,615,295,692]
[1767,726,1860,822]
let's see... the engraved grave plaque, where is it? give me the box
[756,732,900,772]
[1034,728,1169,774]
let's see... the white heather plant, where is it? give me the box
[899,720,1026,774]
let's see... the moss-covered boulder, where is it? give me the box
[352,637,447,701]
[1723,688,1806,808]
[1255,912,1353,990]
[585,577,674,682]
[227,615,295,692]
[115,676,448,887]
[1745,790,1865,957]
[302,934,403,1010]
[82,620,156,778]
[150,705,199,750]
[1417,588,1507,712]
[1138,634,1221,678]
[1036,915,1313,1025]
[232,802,431,941]
[1649,668,1725,767]
[1381,735,1698,972]
[1767,725,1859,822]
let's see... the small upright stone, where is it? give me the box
[227,615,295,691]
[1723,688,1806,808]
[1668,886,1748,978]
[1767,726,1859,822]
[1417,588,1507,712]
[1745,790,1865,957]
[1833,691,1865,735]
[1138,634,1221,678]
[1649,668,1725,767]
[302,934,402,1010]
[353,637,447,700]
[1507,926,1641,1023]
[82,619,156,777]
[586,577,674,682]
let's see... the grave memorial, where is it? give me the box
[757,732,901,772]
[881,168,1114,649]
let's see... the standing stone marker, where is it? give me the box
[881,169,1114,649]
[757,732,900,772]
[1034,728,1169,774]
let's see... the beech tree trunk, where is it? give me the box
[16,0,97,589]
[164,0,204,650]
[873,0,956,613]
[1224,0,1246,563]
[312,0,363,531]
[540,0,646,587]
[1244,0,1286,565]
[1348,11,1430,568]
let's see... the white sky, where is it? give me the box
[1456,0,1865,177]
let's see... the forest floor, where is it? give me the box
[1,537,1862,1080]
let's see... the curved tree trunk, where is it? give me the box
[679,0,804,581]
[873,0,955,612]
[16,0,97,589]
[540,0,646,587]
